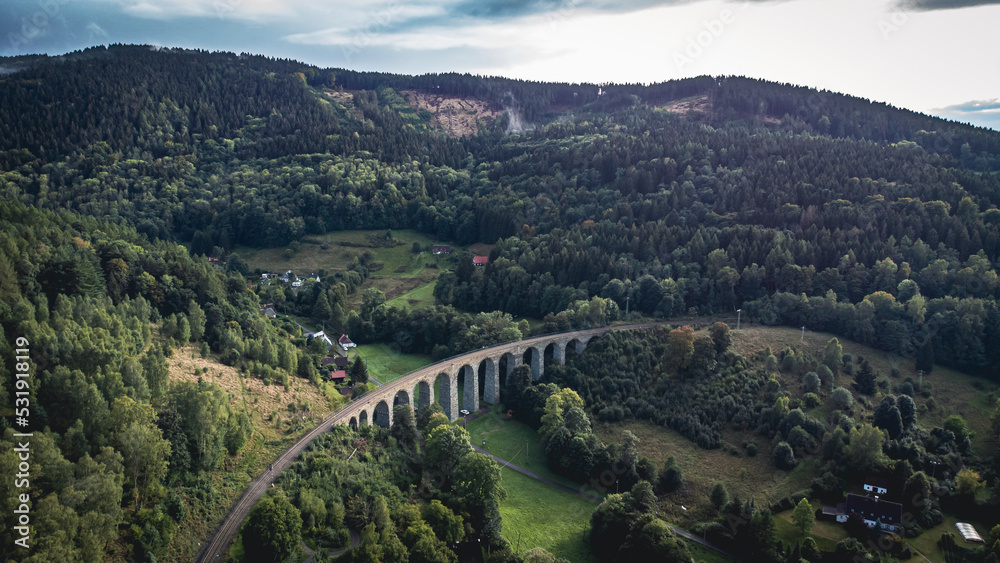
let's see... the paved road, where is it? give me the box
[194,322,672,562]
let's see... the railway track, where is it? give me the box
[194,322,676,561]
[194,409,346,562]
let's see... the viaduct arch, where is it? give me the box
[333,324,643,426]
[195,322,667,563]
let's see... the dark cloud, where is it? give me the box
[932,99,1000,131]
[451,0,571,19]
[898,0,1000,10]
[446,0,786,22]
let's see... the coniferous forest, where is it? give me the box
[1,44,1000,563]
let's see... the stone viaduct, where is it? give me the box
[335,322,664,429]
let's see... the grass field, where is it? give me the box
[235,229,457,313]
[466,405,604,493]
[906,513,994,563]
[386,279,438,309]
[354,343,432,384]
[773,500,847,552]
[474,407,726,563]
[595,421,818,530]
[498,467,599,563]
[687,542,735,563]
[235,229,451,275]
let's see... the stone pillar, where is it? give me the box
[526,347,543,380]
[554,341,566,365]
[461,365,479,413]
[425,379,435,409]
[439,372,459,421]
[483,358,499,405]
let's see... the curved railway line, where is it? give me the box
[195,321,696,562]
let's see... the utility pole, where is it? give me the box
[736,308,741,331]
[625,295,630,316]
[801,326,805,343]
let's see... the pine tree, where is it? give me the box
[710,482,730,510]
[853,358,876,395]
[349,356,369,386]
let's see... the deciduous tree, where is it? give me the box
[792,497,815,536]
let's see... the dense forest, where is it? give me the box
[3,45,1000,381]
[2,44,1000,562]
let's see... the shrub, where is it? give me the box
[817,365,834,388]
[830,387,854,411]
[711,482,730,509]
[774,441,797,470]
[802,372,821,394]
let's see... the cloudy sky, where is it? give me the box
[2,0,998,129]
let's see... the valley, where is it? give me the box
[1,45,999,563]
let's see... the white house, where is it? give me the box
[863,479,889,495]
[307,331,334,347]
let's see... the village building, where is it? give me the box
[827,493,903,534]
[863,479,889,495]
[307,330,334,347]
[321,356,349,369]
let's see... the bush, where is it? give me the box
[745,442,758,457]
[896,381,915,397]
[817,365,834,389]
[711,482,730,509]
[803,393,820,408]
[802,372,821,394]
[830,387,854,411]
[774,441,797,470]
[659,458,684,493]
[598,405,625,422]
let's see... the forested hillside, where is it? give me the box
[3,46,1000,383]
[2,44,1000,562]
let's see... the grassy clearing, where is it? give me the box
[353,343,432,384]
[498,467,599,563]
[595,421,819,530]
[235,229,459,312]
[687,541,735,563]
[386,279,438,309]
[235,229,454,278]
[165,342,340,424]
[465,405,602,493]
[163,342,345,561]
[730,325,1000,457]
[906,512,994,563]
[773,500,847,553]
